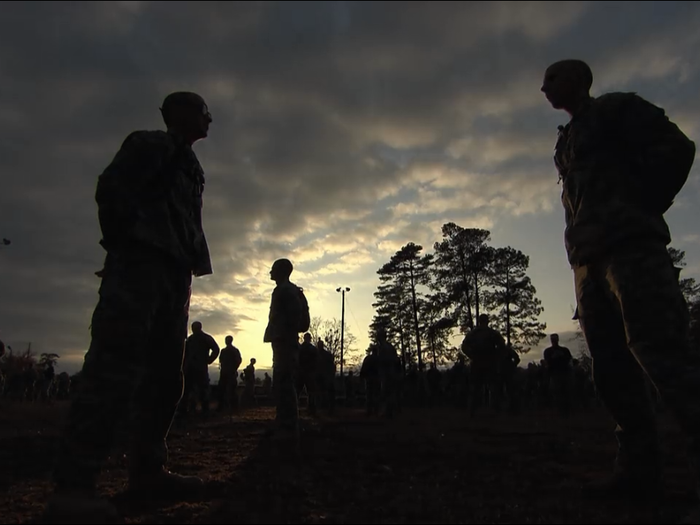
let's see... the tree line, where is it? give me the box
[371,222,547,370]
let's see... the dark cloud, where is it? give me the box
[1,1,699,365]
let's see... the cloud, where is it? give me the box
[1,1,700,369]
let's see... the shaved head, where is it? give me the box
[542,59,593,113]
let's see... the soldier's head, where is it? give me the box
[270,258,293,283]
[541,60,593,113]
[160,92,212,145]
[377,327,387,342]
[477,314,489,328]
[303,333,312,343]
[225,335,233,345]
[317,339,325,351]
[550,333,560,346]
[191,321,203,333]
[251,358,257,365]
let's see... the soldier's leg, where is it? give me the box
[608,247,700,473]
[52,258,163,493]
[272,340,300,439]
[128,267,192,484]
[218,374,228,411]
[575,262,661,482]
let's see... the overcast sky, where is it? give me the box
[1,1,699,375]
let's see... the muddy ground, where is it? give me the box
[0,401,697,524]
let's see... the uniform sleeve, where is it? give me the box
[95,132,171,248]
[208,335,220,364]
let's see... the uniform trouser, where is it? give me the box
[183,369,210,414]
[549,371,572,417]
[380,369,398,417]
[575,244,700,477]
[469,369,501,415]
[53,255,191,490]
[218,371,238,410]
[366,379,380,415]
[272,339,299,436]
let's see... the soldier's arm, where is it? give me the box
[280,286,302,335]
[208,336,220,364]
[95,132,171,247]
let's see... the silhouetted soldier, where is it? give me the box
[376,328,400,418]
[543,59,699,502]
[297,333,319,415]
[316,339,336,415]
[263,258,303,448]
[243,358,257,407]
[462,314,508,416]
[263,372,273,398]
[45,92,213,521]
[543,334,573,417]
[345,371,356,408]
[501,344,521,415]
[183,321,219,415]
[218,335,242,412]
[449,355,469,408]
[360,347,381,416]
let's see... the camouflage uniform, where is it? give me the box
[264,281,302,440]
[462,326,507,415]
[53,130,212,490]
[183,330,219,414]
[555,92,700,482]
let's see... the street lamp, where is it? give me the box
[336,286,351,377]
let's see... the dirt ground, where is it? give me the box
[0,401,698,524]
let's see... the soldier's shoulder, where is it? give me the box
[120,130,174,154]
[594,92,657,113]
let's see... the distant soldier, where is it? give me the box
[263,258,304,449]
[360,347,381,416]
[243,358,257,407]
[461,314,508,416]
[543,59,700,502]
[263,373,273,397]
[183,321,220,415]
[501,344,521,415]
[543,334,573,417]
[297,333,319,414]
[316,339,336,415]
[345,371,356,408]
[218,335,242,411]
[376,328,400,418]
[45,92,214,522]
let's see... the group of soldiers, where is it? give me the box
[39,58,700,523]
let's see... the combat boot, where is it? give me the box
[584,436,664,501]
[42,489,120,524]
[128,467,204,499]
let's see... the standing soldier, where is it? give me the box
[376,328,400,418]
[183,321,220,416]
[218,335,242,412]
[543,60,699,503]
[297,333,319,415]
[462,314,508,416]
[543,334,573,417]
[263,258,304,450]
[316,339,336,415]
[45,92,214,521]
[243,358,257,407]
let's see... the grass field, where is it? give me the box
[0,401,697,524]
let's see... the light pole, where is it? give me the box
[336,286,350,377]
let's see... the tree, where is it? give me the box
[39,353,60,369]
[432,224,492,333]
[376,243,433,369]
[486,247,546,353]
[669,247,700,306]
[307,316,358,370]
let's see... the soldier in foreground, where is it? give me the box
[218,335,243,412]
[543,60,698,502]
[183,321,219,416]
[263,258,304,450]
[44,92,213,521]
